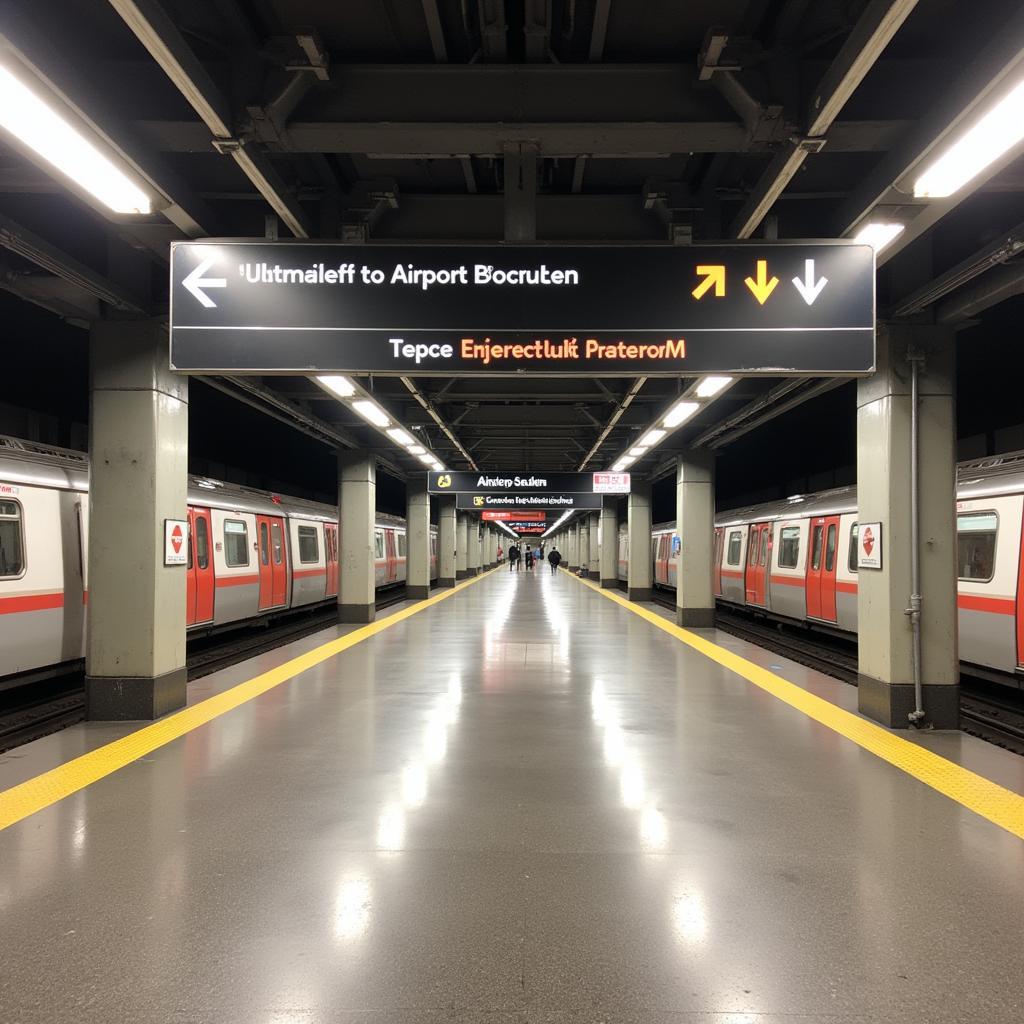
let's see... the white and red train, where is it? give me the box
[616,451,1024,686]
[0,437,438,682]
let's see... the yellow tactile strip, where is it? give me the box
[0,569,497,833]
[570,574,1024,841]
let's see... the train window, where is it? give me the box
[825,523,837,572]
[811,525,823,570]
[726,531,741,565]
[260,522,269,566]
[957,512,998,582]
[848,523,858,573]
[298,526,319,563]
[398,532,407,557]
[0,499,23,577]
[195,516,209,570]
[375,530,385,559]
[777,526,800,568]
[223,519,249,567]
[271,522,283,564]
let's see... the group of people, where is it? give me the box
[503,542,562,575]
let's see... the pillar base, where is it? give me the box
[86,667,187,721]
[600,578,619,589]
[438,576,456,588]
[627,587,652,602]
[456,569,468,580]
[467,567,479,577]
[676,607,715,628]
[587,570,599,580]
[407,585,430,599]
[857,675,960,729]
[338,603,375,624]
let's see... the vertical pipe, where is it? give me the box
[907,350,925,724]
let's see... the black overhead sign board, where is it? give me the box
[430,471,629,494]
[169,241,875,376]
[457,492,603,510]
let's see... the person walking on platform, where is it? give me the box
[525,545,534,571]
[497,543,503,563]
[547,546,561,575]
[509,543,521,571]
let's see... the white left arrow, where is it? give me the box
[182,258,226,308]
[792,258,828,305]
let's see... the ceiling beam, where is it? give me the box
[729,0,919,237]
[400,377,477,469]
[478,0,507,61]
[106,0,312,238]
[577,377,647,470]
[589,0,612,61]
[421,0,448,62]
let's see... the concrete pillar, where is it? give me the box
[438,496,456,587]
[86,320,188,720]
[338,453,376,623]
[627,481,653,601]
[589,512,601,579]
[676,450,716,627]
[468,517,481,576]
[456,512,469,579]
[578,518,590,578]
[487,527,497,567]
[406,477,431,600]
[600,498,618,587]
[857,324,958,729]
[568,523,578,570]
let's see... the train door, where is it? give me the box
[744,522,770,606]
[385,529,398,584]
[256,515,275,610]
[187,506,214,625]
[324,523,339,598]
[267,516,288,606]
[806,516,840,621]
[713,528,724,597]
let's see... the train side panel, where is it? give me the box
[210,509,260,626]
[718,524,748,605]
[290,518,328,607]
[768,518,808,621]
[835,514,859,631]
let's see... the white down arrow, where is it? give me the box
[792,259,828,305]
[182,258,227,308]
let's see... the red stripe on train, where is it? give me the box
[0,591,65,614]
[293,568,327,579]
[215,574,260,588]
[958,593,1015,615]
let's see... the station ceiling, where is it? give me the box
[1,0,1023,478]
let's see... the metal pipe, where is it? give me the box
[906,350,925,725]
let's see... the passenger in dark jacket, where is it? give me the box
[509,544,521,571]
[547,547,561,575]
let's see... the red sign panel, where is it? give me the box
[482,510,546,521]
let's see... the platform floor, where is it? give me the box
[1,568,1023,1024]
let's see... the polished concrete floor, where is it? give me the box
[1,569,1023,1024]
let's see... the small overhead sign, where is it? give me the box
[164,519,187,566]
[859,522,882,570]
[457,492,602,510]
[169,242,875,376]
[481,511,547,521]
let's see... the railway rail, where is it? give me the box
[0,589,419,754]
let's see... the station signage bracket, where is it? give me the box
[170,241,876,377]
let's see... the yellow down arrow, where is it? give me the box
[744,259,779,304]
[691,264,726,299]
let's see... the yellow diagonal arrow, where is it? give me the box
[744,259,779,305]
[691,264,726,299]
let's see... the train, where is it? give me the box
[616,451,1024,687]
[0,436,438,683]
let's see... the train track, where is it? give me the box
[653,591,1024,755]
[0,588,419,754]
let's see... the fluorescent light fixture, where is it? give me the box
[628,447,648,457]
[0,65,151,214]
[695,375,733,398]
[853,221,905,253]
[386,427,414,446]
[613,456,636,472]
[914,79,1024,198]
[407,444,426,455]
[639,428,667,446]
[416,451,436,466]
[316,375,356,398]
[663,400,700,429]
[352,399,390,427]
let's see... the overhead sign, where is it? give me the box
[164,519,187,566]
[457,492,602,510]
[169,242,875,376]
[481,511,547,521]
[430,471,627,494]
[859,522,882,569]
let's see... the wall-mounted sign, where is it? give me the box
[859,521,882,569]
[170,242,875,376]
[164,519,187,566]
[481,510,547,521]
[430,471,627,494]
[457,492,602,510]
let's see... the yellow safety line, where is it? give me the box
[0,568,498,832]
[568,573,1024,841]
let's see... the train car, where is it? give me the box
[0,436,439,684]
[614,451,1024,688]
